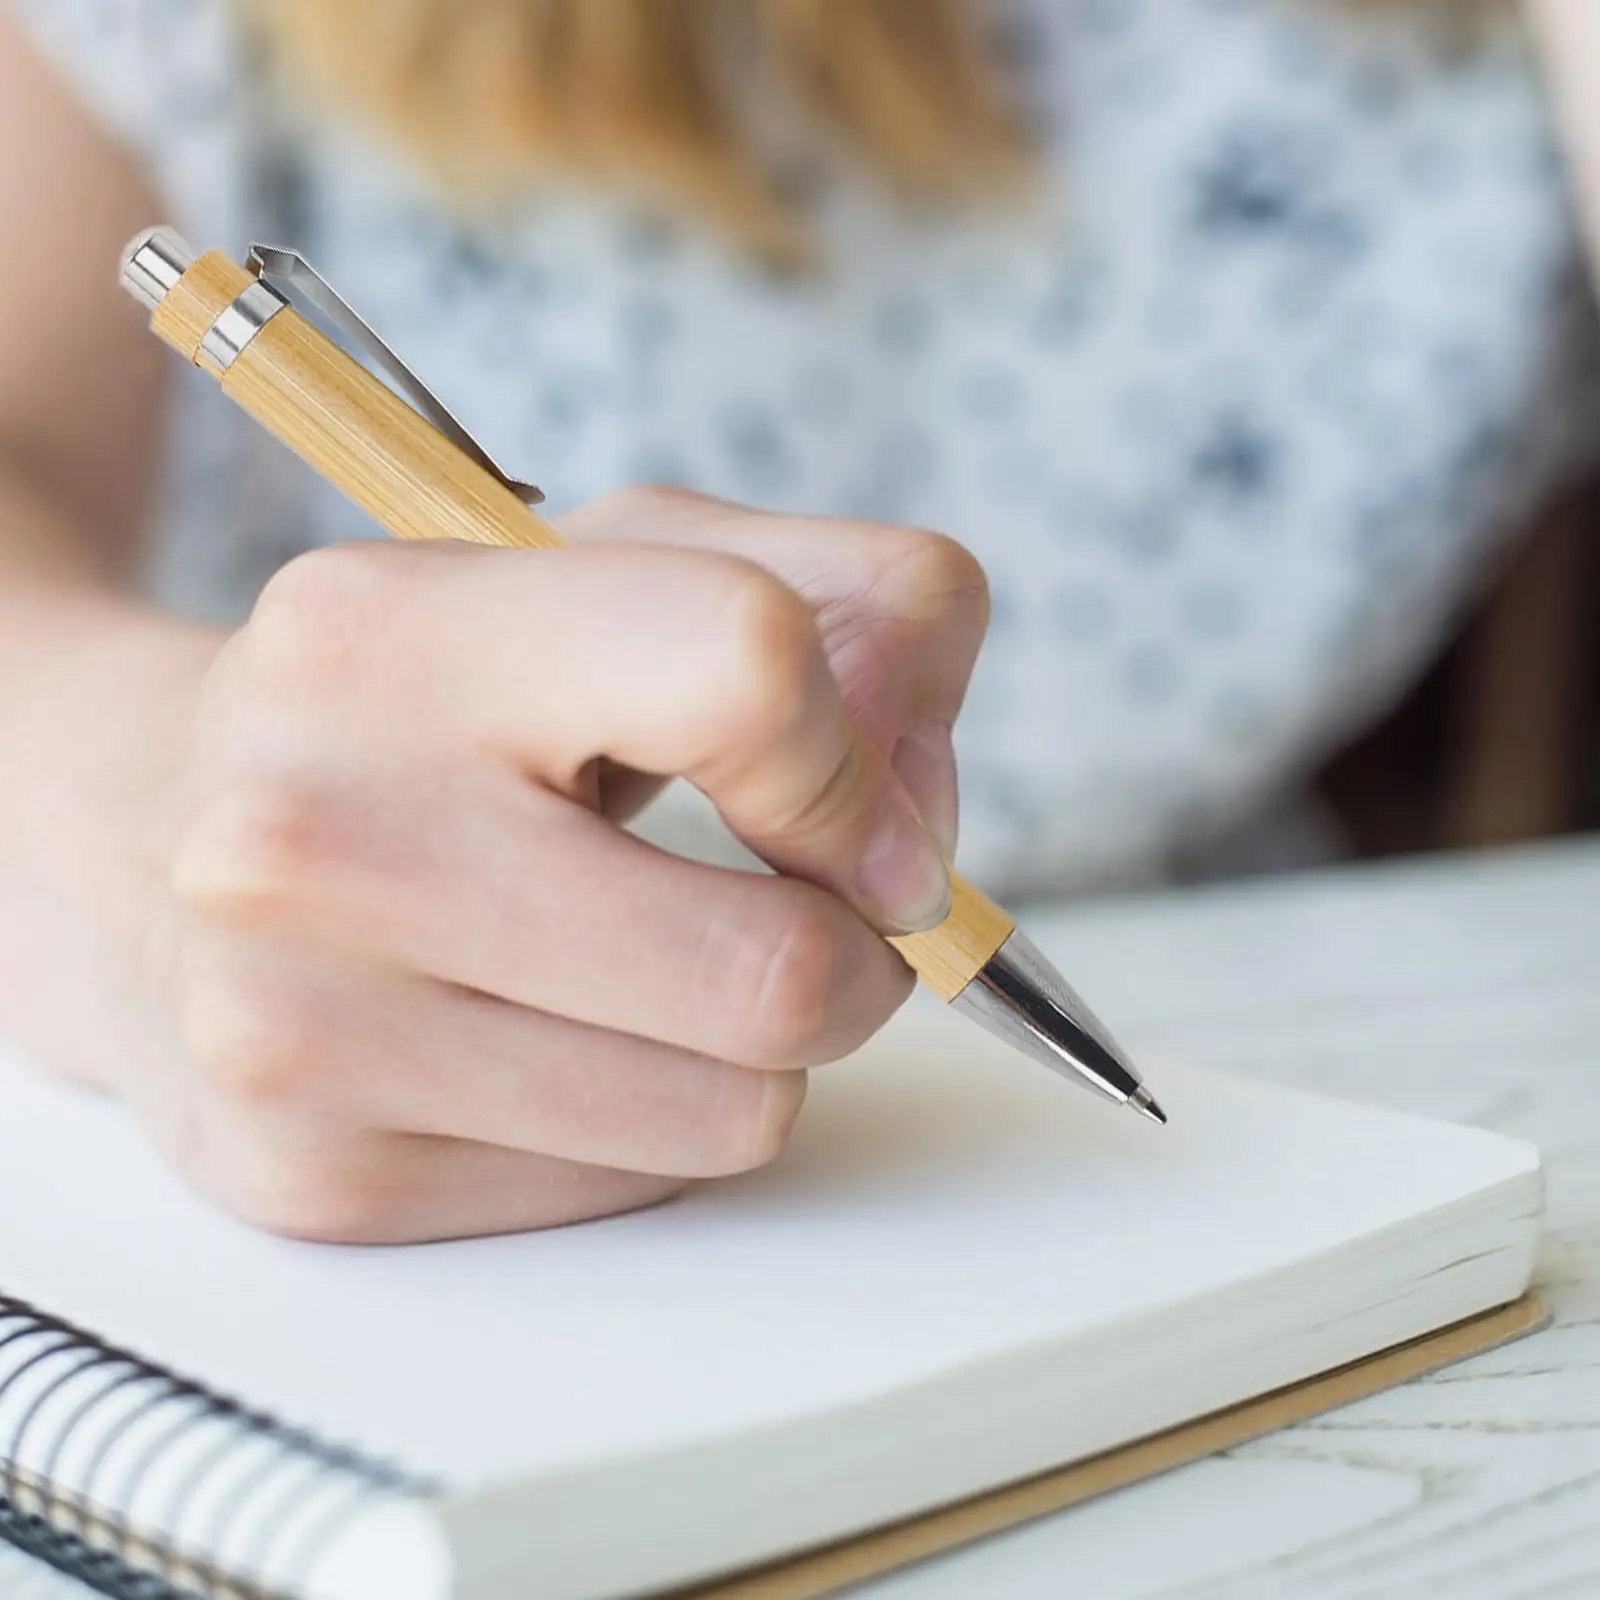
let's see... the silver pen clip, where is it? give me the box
[246,243,545,507]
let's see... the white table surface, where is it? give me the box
[5,838,1598,1599]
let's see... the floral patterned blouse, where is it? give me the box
[12,0,1600,896]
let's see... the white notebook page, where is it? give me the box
[0,996,1539,1494]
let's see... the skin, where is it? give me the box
[2,6,1592,1244]
[0,13,987,1243]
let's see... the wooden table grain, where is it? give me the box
[862,838,1600,1600]
[5,839,1598,1599]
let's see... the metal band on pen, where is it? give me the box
[200,280,290,372]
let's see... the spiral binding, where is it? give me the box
[0,1295,427,1600]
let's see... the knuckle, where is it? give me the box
[243,545,396,694]
[595,482,704,523]
[703,1070,809,1176]
[888,528,991,629]
[145,1096,402,1245]
[171,781,328,919]
[223,1143,399,1244]
[181,978,326,1110]
[724,899,843,1069]
[760,736,862,848]
[715,566,819,738]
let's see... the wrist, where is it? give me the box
[0,581,222,1081]
[0,582,219,829]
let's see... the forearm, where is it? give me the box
[0,468,220,1079]
[0,465,215,774]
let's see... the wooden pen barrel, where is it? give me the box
[151,251,560,553]
[143,248,1015,998]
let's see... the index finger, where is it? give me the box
[286,539,954,937]
[560,486,992,746]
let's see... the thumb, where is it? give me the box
[686,596,953,936]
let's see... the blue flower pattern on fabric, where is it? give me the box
[10,0,1600,895]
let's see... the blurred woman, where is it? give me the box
[0,0,1595,1240]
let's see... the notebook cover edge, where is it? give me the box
[685,1292,1550,1600]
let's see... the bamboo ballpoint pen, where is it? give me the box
[120,227,1166,1126]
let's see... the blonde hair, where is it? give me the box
[248,0,1031,259]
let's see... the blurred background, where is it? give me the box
[1310,480,1597,870]
[7,0,1599,901]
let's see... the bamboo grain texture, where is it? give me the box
[148,248,252,373]
[888,873,1014,999]
[225,313,563,552]
[145,251,1013,1001]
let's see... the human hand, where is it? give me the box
[110,488,987,1241]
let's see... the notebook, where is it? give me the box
[0,996,1542,1600]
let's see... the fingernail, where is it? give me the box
[859,807,952,934]
[892,720,959,858]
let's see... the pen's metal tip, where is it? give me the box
[1128,1086,1167,1126]
[952,928,1150,1110]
